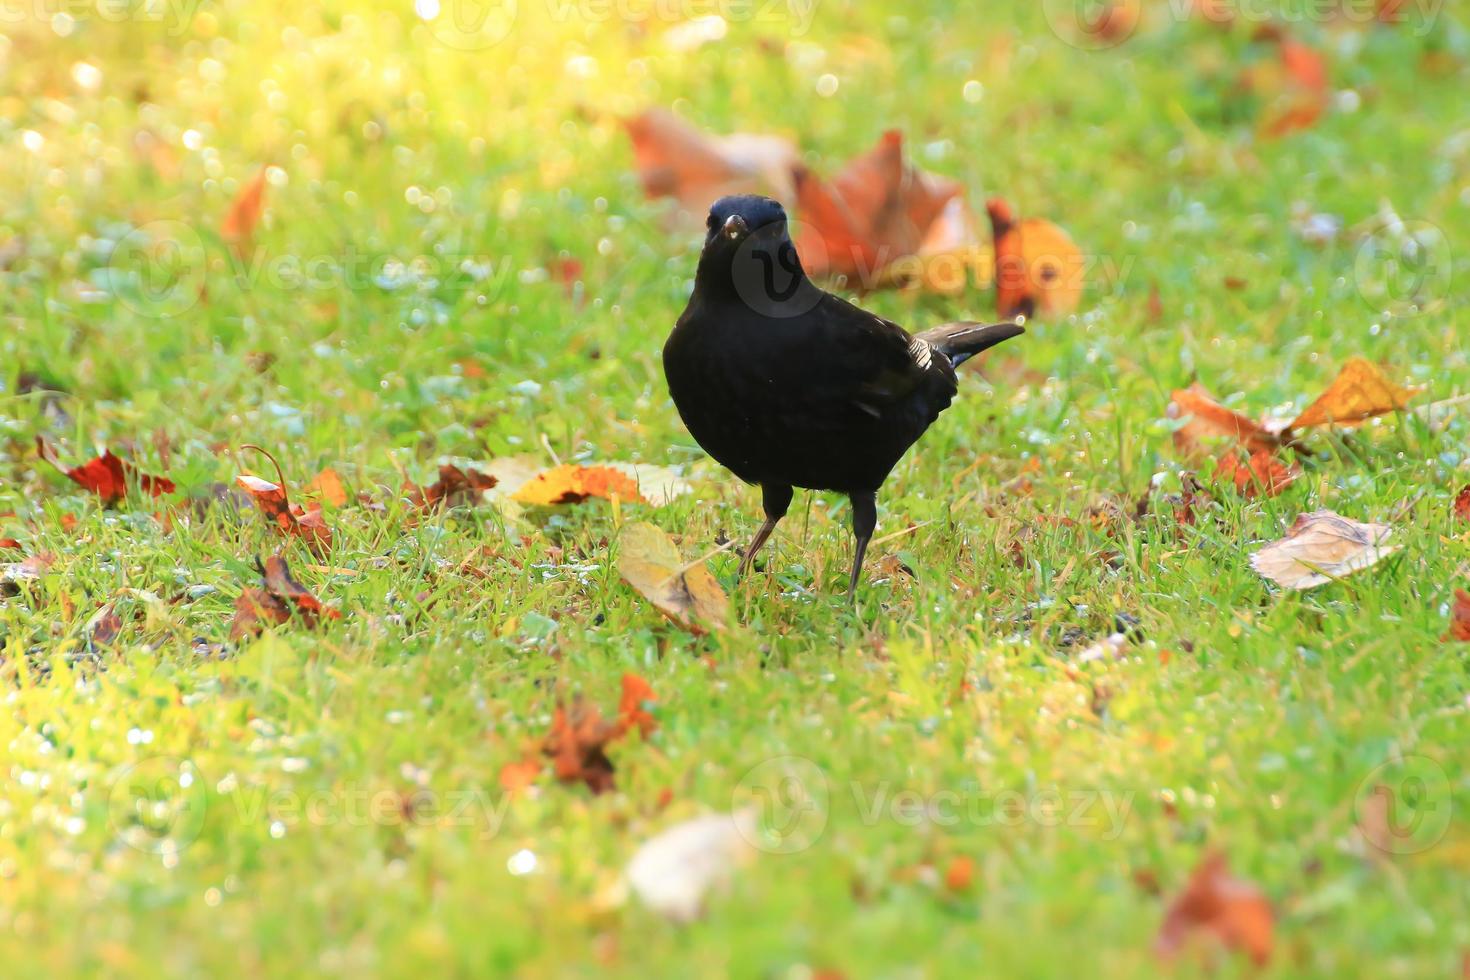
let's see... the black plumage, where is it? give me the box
[663,195,1024,600]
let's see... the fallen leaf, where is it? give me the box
[794,130,962,285]
[498,756,542,793]
[36,437,175,505]
[1444,589,1470,642]
[0,538,21,552]
[85,603,125,647]
[617,522,728,633]
[513,463,644,506]
[235,445,333,557]
[1455,486,1470,523]
[229,552,340,640]
[1250,510,1400,590]
[1169,384,1281,458]
[222,166,268,246]
[624,812,757,923]
[1155,851,1274,967]
[943,855,975,893]
[405,463,499,509]
[624,109,797,228]
[544,699,619,794]
[1251,28,1330,139]
[617,673,658,738]
[307,468,349,507]
[988,198,1084,319]
[1214,448,1300,499]
[1287,358,1422,430]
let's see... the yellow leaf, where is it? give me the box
[617,522,727,633]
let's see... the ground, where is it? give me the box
[1,2,1468,977]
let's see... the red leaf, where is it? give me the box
[229,552,339,640]
[1452,485,1469,523]
[544,700,618,794]
[1156,851,1274,967]
[235,446,333,556]
[404,463,499,510]
[1445,589,1470,643]
[36,436,175,505]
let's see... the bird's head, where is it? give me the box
[695,195,814,315]
[704,194,789,248]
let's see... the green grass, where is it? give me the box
[2,2,1469,976]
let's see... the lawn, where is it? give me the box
[1,1,1468,976]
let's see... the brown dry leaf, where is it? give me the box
[988,198,1084,319]
[222,167,268,245]
[624,109,797,228]
[405,463,499,509]
[36,437,176,505]
[1455,486,1470,524]
[1444,589,1470,642]
[1288,358,1422,430]
[1250,510,1400,590]
[794,130,962,283]
[1168,384,1281,458]
[235,446,333,557]
[307,468,349,507]
[1155,851,1274,968]
[544,699,618,794]
[1214,449,1300,499]
[617,522,728,633]
[85,603,126,647]
[229,552,340,640]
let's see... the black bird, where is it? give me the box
[663,194,1024,601]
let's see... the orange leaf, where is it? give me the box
[236,446,334,556]
[498,756,542,793]
[1445,589,1470,642]
[617,673,658,738]
[1168,384,1280,458]
[794,130,961,284]
[988,199,1084,319]
[1156,851,1274,968]
[222,167,268,244]
[1288,358,1422,430]
[513,464,645,506]
[307,468,349,507]
[943,855,975,893]
[36,436,175,505]
[1255,29,1330,138]
[1213,448,1299,499]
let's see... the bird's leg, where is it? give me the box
[738,483,793,579]
[847,491,877,603]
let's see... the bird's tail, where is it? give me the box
[916,318,1026,368]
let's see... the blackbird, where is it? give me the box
[663,194,1024,601]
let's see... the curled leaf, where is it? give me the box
[617,522,728,633]
[235,446,333,556]
[405,463,498,509]
[1250,510,1399,590]
[230,552,340,640]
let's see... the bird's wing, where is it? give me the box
[804,292,957,421]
